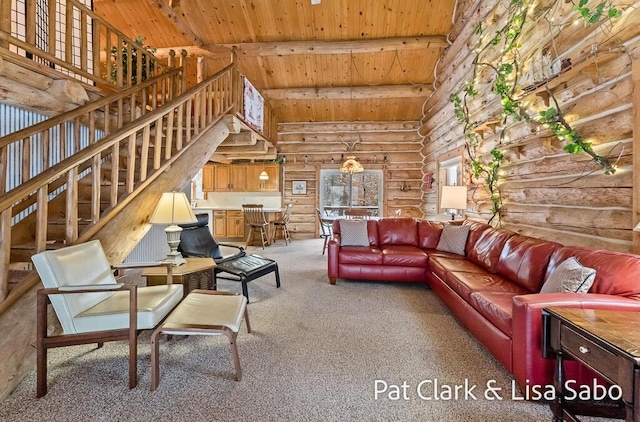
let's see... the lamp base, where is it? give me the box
[162,251,186,266]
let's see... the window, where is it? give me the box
[319,169,383,217]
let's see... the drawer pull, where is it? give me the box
[579,346,589,354]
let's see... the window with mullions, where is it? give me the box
[319,169,383,217]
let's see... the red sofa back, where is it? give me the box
[496,235,560,292]
[546,246,640,299]
[463,221,513,273]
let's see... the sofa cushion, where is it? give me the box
[436,224,470,255]
[496,235,559,292]
[466,226,514,273]
[418,220,444,249]
[540,257,596,294]
[339,219,370,246]
[378,218,418,246]
[468,291,516,337]
[338,246,383,265]
[429,255,485,277]
[446,271,529,303]
[546,247,640,299]
[381,245,429,267]
[333,219,379,246]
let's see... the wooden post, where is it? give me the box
[0,0,11,49]
[633,58,640,254]
[0,208,11,302]
[197,56,204,84]
[180,50,188,92]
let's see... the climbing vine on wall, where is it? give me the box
[450,0,621,222]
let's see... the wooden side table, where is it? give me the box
[143,258,216,296]
[542,307,638,421]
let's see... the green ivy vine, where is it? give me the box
[450,0,621,222]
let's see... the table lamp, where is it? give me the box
[440,185,468,220]
[150,192,197,266]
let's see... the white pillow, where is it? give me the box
[540,257,596,294]
[339,219,370,247]
[435,224,470,256]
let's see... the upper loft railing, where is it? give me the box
[0,0,168,91]
[0,63,236,306]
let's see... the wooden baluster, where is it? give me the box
[59,122,67,159]
[176,103,184,150]
[80,9,88,73]
[116,35,124,88]
[65,2,73,64]
[93,21,101,80]
[168,50,175,100]
[140,125,150,181]
[0,145,6,194]
[25,0,36,50]
[0,0,11,49]
[0,208,11,302]
[207,83,213,124]
[47,0,56,59]
[165,110,174,160]
[152,80,158,110]
[193,91,201,136]
[141,86,148,116]
[21,137,30,184]
[126,133,136,193]
[35,186,48,254]
[185,97,192,144]
[73,117,81,154]
[42,129,49,170]
[110,143,119,207]
[117,97,124,129]
[153,116,162,170]
[103,102,110,136]
[91,154,101,224]
[125,41,132,88]
[130,92,137,124]
[105,30,113,85]
[65,168,78,244]
[213,78,220,116]
[136,46,143,86]
[88,111,95,144]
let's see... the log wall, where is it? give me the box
[421,0,640,252]
[277,121,424,238]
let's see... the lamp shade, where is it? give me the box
[440,185,468,210]
[150,192,197,225]
[339,156,364,174]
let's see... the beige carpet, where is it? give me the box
[0,238,617,421]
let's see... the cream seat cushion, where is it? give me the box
[162,293,247,335]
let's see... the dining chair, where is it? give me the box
[242,204,270,249]
[316,208,333,255]
[272,203,293,245]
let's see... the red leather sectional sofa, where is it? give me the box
[327,217,640,388]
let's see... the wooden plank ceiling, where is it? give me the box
[93,0,455,124]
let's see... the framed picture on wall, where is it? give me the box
[292,181,307,195]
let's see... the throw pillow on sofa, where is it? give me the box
[435,224,470,255]
[540,257,596,293]
[339,219,370,247]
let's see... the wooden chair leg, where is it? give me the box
[36,292,48,398]
[150,329,162,391]
[244,307,251,333]
[225,330,242,381]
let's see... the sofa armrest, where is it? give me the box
[327,234,341,284]
[511,293,640,388]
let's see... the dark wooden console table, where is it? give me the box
[542,307,640,421]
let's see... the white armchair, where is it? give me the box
[32,240,183,397]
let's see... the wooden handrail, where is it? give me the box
[0,64,236,302]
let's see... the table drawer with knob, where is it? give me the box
[561,325,618,383]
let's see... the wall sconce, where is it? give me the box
[423,172,435,190]
[400,182,411,192]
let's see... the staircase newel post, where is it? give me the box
[180,49,188,94]
[231,46,240,115]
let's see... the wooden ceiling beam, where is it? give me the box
[221,36,449,56]
[263,84,432,100]
[143,0,204,48]
[154,36,447,59]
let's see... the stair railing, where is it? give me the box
[0,63,236,304]
[0,0,168,91]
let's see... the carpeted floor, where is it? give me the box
[0,238,618,421]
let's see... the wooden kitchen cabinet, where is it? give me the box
[213,212,227,238]
[212,164,247,191]
[202,163,214,192]
[226,210,244,238]
[245,164,279,192]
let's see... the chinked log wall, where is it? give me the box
[277,121,424,237]
[421,0,640,252]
